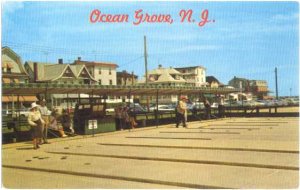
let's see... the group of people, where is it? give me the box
[114,105,138,130]
[175,95,226,128]
[27,99,75,150]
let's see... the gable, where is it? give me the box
[62,66,76,78]
[2,48,27,75]
[78,67,90,78]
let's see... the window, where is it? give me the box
[109,80,113,85]
[109,68,112,75]
[98,69,101,74]
[98,79,102,85]
[7,68,11,73]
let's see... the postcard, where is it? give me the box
[1,1,299,189]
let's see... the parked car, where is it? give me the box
[105,108,115,113]
[129,103,147,113]
[211,102,219,108]
[12,108,30,118]
[188,102,205,110]
[150,105,175,112]
[285,98,299,106]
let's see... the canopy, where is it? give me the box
[2,83,240,96]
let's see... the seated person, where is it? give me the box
[48,109,68,138]
[60,109,76,136]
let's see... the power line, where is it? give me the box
[2,41,142,58]
[118,56,144,68]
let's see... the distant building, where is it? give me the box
[228,76,250,91]
[2,47,37,108]
[175,66,206,87]
[138,65,191,104]
[2,47,29,84]
[73,57,118,85]
[228,76,269,99]
[249,80,269,99]
[24,59,98,108]
[144,65,191,87]
[206,76,223,88]
[117,70,138,86]
[24,60,97,84]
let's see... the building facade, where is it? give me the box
[2,47,29,84]
[73,57,118,85]
[2,47,37,109]
[117,70,138,86]
[24,60,97,84]
[175,66,206,87]
[206,76,223,88]
[228,76,269,99]
[144,65,192,87]
[138,65,191,104]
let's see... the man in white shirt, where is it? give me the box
[217,95,225,118]
[38,99,50,144]
[176,96,187,128]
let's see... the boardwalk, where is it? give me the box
[2,117,299,188]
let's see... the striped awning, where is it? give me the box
[2,78,11,84]
[2,96,38,103]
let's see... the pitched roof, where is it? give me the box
[74,60,118,68]
[2,46,28,75]
[72,65,96,81]
[206,76,223,85]
[175,66,206,70]
[25,62,96,82]
[148,67,181,75]
[117,71,138,78]
[230,76,249,81]
[154,68,186,83]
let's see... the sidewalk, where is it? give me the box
[2,117,299,188]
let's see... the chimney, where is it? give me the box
[58,59,63,64]
[78,57,81,61]
[33,62,38,82]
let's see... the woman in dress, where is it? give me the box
[27,102,45,149]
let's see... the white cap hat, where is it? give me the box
[30,102,39,110]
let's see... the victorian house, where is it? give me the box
[2,47,37,109]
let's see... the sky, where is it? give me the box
[2,1,299,96]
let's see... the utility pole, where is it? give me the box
[144,36,150,111]
[144,36,148,84]
[275,67,278,100]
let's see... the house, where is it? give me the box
[2,47,29,84]
[117,70,138,86]
[175,66,206,87]
[2,47,37,109]
[24,59,97,84]
[24,59,98,108]
[206,76,223,88]
[144,65,192,87]
[73,57,118,85]
[228,76,269,99]
[138,65,191,104]
[249,80,269,99]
